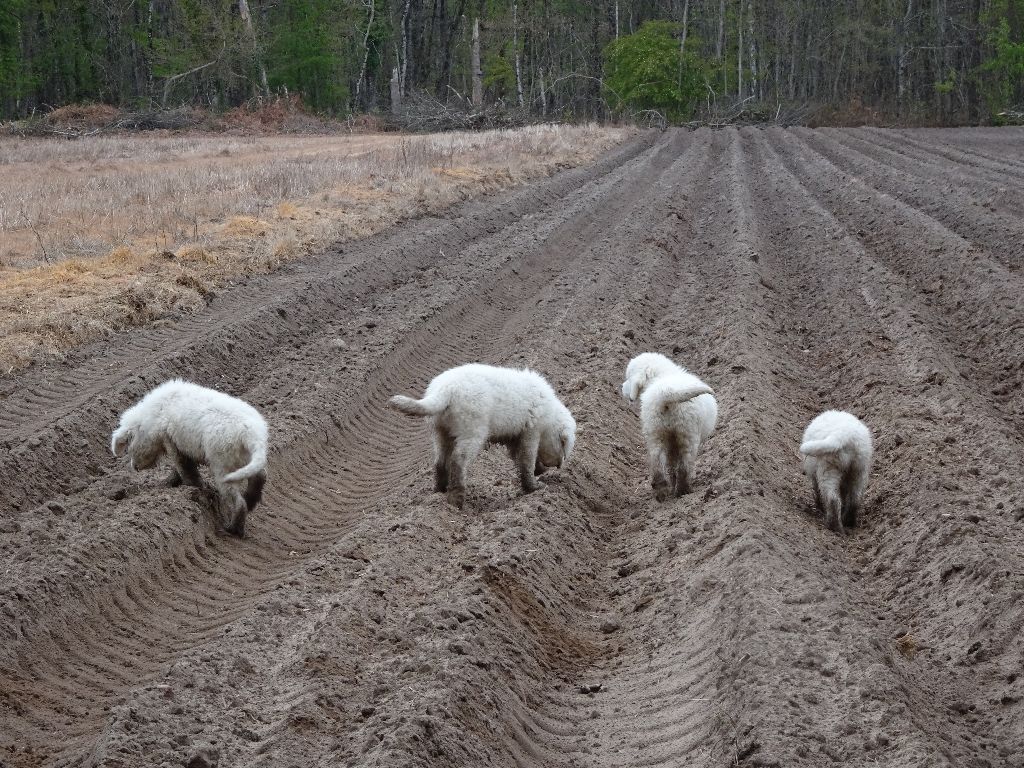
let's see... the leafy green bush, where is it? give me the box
[981,15,1024,121]
[603,21,705,123]
[483,52,516,101]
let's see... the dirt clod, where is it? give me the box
[185,746,219,768]
[599,619,621,634]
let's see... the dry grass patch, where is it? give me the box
[0,124,630,373]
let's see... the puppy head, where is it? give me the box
[538,410,576,470]
[558,422,576,465]
[111,424,134,457]
[129,436,163,470]
[621,376,642,403]
[111,422,162,470]
[622,352,675,403]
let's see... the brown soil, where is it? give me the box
[1,127,1023,768]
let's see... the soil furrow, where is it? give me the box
[769,127,1024,430]
[850,127,1024,194]
[3,127,1023,768]
[745,126,1024,766]
[1,130,701,764]
[800,128,1024,270]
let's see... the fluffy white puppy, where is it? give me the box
[111,379,268,536]
[622,353,716,500]
[799,410,873,533]
[389,363,576,508]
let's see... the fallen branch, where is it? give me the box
[161,52,222,108]
[32,228,51,264]
[387,91,536,132]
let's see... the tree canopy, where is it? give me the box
[0,1,1022,124]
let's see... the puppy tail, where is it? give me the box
[388,394,445,417]
[223,442,267,483]
[660,384,714,412]
[800,436,844,456]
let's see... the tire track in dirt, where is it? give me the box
[3,127,1024,768]
[518,128,778,768]
[0,134,661,496]
[471,130,742,768]
[0,130,706,765]
[233,127,717,768]
[0,129,666,662]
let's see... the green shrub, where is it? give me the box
[603,21,705,123]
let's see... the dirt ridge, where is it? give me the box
[2,127,1023,768]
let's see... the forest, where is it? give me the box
[0,1,1022,125]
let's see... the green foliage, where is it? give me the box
[150,6,220,83]
[981,9,1024,117]
[603,21,704,123]
[265,0,350,112]
[0,0,31,109]
[483,52,516,99]
[934,69,957,95]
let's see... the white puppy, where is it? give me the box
[799,410,873,533]
[622,353,716,500]
[389,363,576,507]
[111,379,268,536]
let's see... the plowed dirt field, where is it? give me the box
[2,126,1023,768]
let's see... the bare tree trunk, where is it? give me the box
[738,2,744,98]
[832,41,847,102]
[803,18,812,99]
[897,0,913,116]
[932,0,943,118]
[966,0,983,120]
[400,0,411,95]
[436,0,467,98]
[615,1,620,39]
[146,0,156,103]
[539,66,547,118]
[237,0,270,98]
[716,0,725,60]
[514,3,524,108]
[788,21,797,100]
[774,17,782,102]
[747,0,759,100]
[390,67,401,111]
[471,17,482,107]
[355,0,376,108]
[678,0,690,93]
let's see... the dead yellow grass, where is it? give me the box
[0,125,630,373]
